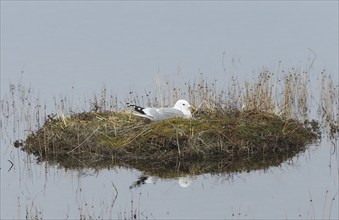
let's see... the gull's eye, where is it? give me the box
[182,103,186,106]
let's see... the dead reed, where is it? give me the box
[3,67,338,175]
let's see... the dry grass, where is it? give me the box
[19,108,320,176]
[3,67,338,176]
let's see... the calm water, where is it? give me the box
[1,1,338,219]
[1,140,338,219]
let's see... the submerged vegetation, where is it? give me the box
[2,67,337,176]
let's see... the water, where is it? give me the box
[1,142,338,219]
[2,1,338,96]
[1,1,338,219]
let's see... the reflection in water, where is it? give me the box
[130,175,195,189]
[177,176,194,188]
[9,143,335,219]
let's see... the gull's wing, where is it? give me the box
[150,108,184,121]
[129,105,185,121]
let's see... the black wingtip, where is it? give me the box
[127,103,146,115]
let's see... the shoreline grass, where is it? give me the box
[2,67,338,176]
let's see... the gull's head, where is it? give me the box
[174,99,192,118]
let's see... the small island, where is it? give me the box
[15,69,334,178]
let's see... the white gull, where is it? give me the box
[127,99,192,121]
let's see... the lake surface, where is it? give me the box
[1,139,338,219]
[1,1,338,219]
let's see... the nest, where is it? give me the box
[18,108,321,177]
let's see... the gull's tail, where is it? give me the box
[126,103,147,115]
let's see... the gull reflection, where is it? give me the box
[129,175,195,189]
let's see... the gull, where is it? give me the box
[127,99,192,121]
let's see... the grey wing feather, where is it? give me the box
[152,108,184,120]
[132,107,185,121]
